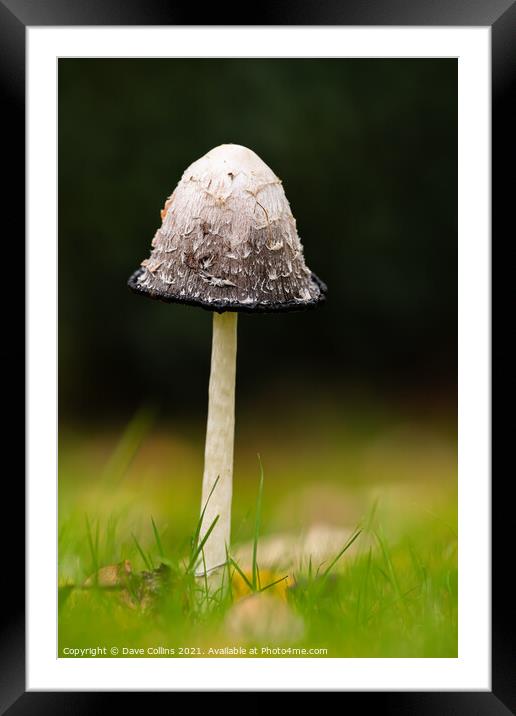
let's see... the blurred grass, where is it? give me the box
[58,400,457,658]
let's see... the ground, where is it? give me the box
[58,399,457,658]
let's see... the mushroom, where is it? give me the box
[128,144,326,577]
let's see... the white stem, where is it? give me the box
[196,311,238,575]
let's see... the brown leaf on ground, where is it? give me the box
[82,559,133,588]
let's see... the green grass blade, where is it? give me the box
[375,564,392,585]
[375,530,402,601]
[356,546,372,625]
[103,405,155,484]
[105,515,119,564]
[94,519,100,568]
[85,514,98,583]
[252,455,264,590]
[229,557,254,591]
[258,574,289,594]
[321,528,362,578]
[187,515,220,573]
[223,546,236,605]
[192,475,221,556]
[58,585,74,611]
[132,533,153,571]
[201,547,210,603]
[151,516,164,558]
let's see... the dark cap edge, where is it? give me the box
[127,267,327,314]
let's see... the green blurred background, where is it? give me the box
[58,59,457,423]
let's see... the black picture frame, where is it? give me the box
[3,0,511,711]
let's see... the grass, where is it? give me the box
[58,404,457,658]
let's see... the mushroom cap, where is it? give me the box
[128,144,327,313]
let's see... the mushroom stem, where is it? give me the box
[196,311,238,576]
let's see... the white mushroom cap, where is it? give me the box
[128,143,326,312]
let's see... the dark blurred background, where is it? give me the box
[58,59,457,424]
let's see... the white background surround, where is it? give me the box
[27,26,490,691]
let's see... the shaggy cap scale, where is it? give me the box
[128,144,326,313]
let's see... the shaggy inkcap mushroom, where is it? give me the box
[128,143,326,311]
[128,144,326,577]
